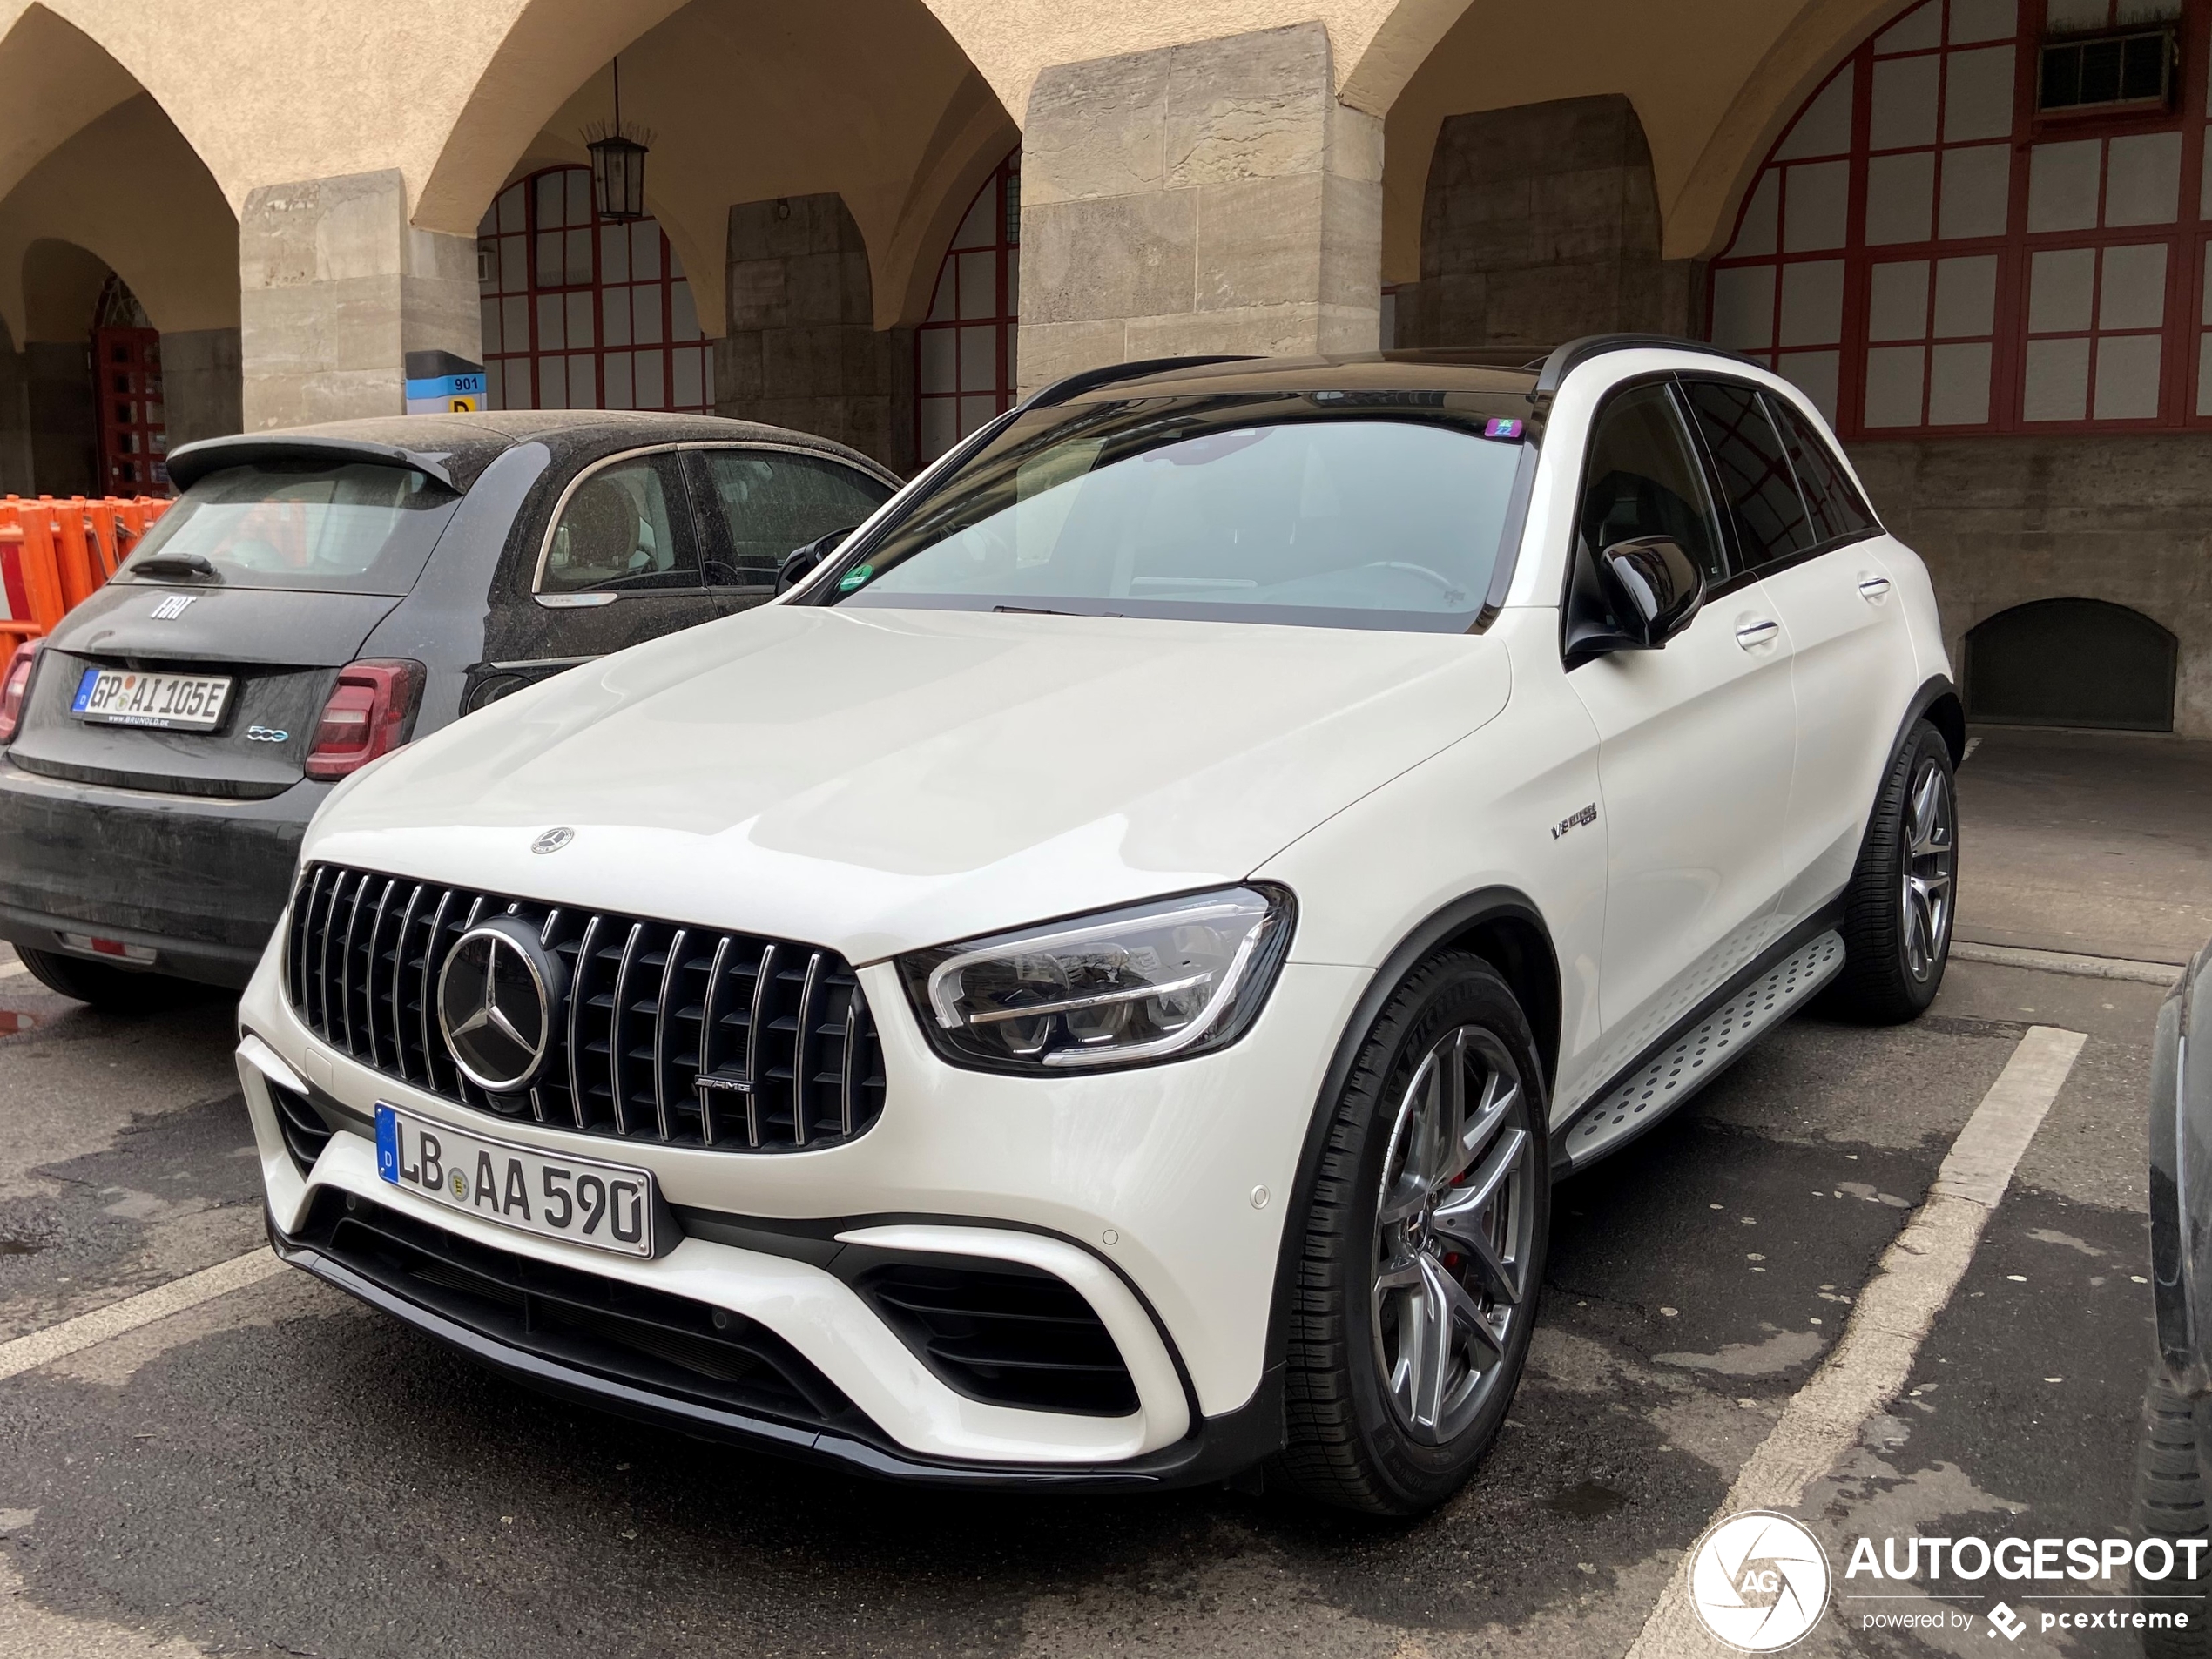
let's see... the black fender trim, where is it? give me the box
[1902,673,1966,765]
[1257,887,1558,1384]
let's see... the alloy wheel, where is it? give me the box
[1900,757,1955,982]
[1371,1025,1535,1446]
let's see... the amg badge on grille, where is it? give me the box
[436,915,564,1092]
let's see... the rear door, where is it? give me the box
[1563,380,1799,1059]
[1681,379,1917,916]
[686,445,896,617]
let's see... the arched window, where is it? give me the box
[1710,0,2212,437]
[475,165,712,414]
[91,274,163,494]
[1966,596,2177,726]
[917,153,1019,462]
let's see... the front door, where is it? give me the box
[1563,381,1799,1078]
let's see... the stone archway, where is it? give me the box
[1966,597,2179,732]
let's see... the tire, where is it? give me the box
[13,946,205,1012]
[1824,718,1956,1024]
[2136,1364,2212,1656]
[1276,952,1550,1516]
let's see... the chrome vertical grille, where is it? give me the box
[285,863,888,1153]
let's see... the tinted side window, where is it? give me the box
[1575,382,1730,586]
[538,455,698,593]
[1682,380,1815,569]
[698,450,894,584]
[1764,395,1876,544]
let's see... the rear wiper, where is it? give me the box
[131,553,219,581]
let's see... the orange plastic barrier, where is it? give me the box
[0,494,172,643]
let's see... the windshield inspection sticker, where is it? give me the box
[838,564,873,592]
[1483,418,1525,440]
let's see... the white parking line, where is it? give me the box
[1624,1023,2087,1657]
[0,1250,286,1385]
[0,961,26,981]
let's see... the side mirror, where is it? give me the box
[1564,536,1704,663]
[775,526,858,595]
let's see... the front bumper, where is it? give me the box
[0,757,320,987]
[237,934,1370,1476]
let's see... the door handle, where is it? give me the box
[1735,618,1780,649]
[1858,574,1892,601]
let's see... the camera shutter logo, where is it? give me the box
[1686,1510,1831,1651]
[436,916,563,1093]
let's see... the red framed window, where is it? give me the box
[1708,0,2212,437]
[917,152,1019,462]
[92,274,165,494]
[475,165,712,415]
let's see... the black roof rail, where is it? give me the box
[166,435,459,492]
[1022,354,1262,410]
[1531,334,1764,400]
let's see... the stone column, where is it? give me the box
[1399,95,1703,353]
[1019,22,1382,396]
[239,169,479,430]
[159,327,243,448]
[718,192,914,470]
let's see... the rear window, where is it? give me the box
[116,461,463,596]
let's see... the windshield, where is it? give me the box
[829,393,1532,631]
[117,461,463,596]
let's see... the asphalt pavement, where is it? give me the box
[0,727,2195,1658]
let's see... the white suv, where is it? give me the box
[238,339,1959,1515]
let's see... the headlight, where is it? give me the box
[897,886,1296,1073]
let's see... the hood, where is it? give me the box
[304,604,1513,961]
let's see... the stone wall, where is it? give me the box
[160,327,243,450]
[25,340,93,495]
[1019,22,1383,394]
[717,193,914,472]
[1850,433,2212,738]
[1397,94,1702,352]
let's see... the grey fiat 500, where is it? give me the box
[0,411,894,1007]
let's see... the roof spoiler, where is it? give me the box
[165,435,460,493]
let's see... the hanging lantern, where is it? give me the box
[586,59,651,223]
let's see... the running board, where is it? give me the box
[1559,930,1845,1171]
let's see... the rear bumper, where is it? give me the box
[0,755,320,987]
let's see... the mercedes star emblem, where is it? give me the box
[532,826,575,854]
[436,915,563,1093]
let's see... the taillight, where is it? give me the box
[305,659,423,780]
[0,639,38,745]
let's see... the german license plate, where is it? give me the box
[71,667,233,730]
[374,1103,656,1258]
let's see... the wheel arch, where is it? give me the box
[1914,678,1966,766]
[1257,887,1561,1397]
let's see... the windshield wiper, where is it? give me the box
[992,604,1123,617]
[132,553,219,581]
